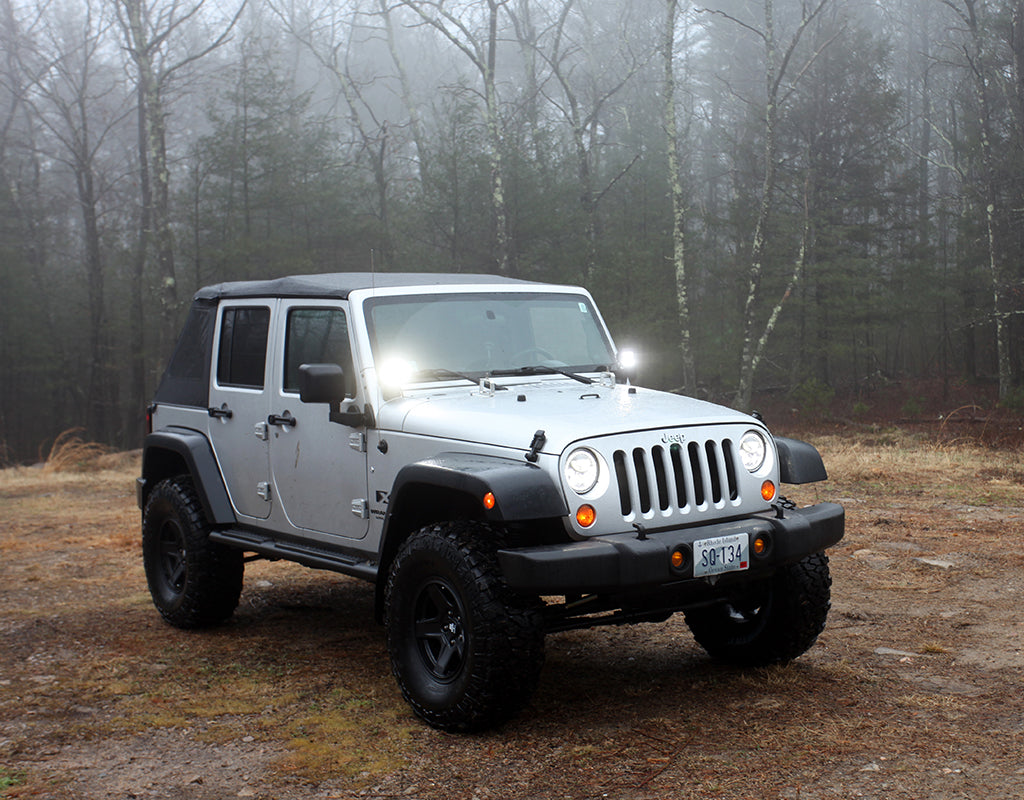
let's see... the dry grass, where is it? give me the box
[0,453,139,560]
[39,428,113,473]
[787,431,1024,508]
[2,429,1023,800]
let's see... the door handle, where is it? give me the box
[208,404,233,419]
[268,412,297,427]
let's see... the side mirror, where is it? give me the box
[298,363,366,427]
[299,363,347,404]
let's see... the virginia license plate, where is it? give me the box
[693,533,750,577]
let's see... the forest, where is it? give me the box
[1,0,1022,463]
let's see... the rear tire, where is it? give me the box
[385,521,544,732]
[684,553,832,666]
[142,476,243,629]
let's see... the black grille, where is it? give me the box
[613,439,739,517]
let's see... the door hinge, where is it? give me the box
[351,499,368,519]
[349,432,366,453]
[256,481,272,501]
[254,422,269,441]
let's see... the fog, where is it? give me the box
[1,0,1021,460]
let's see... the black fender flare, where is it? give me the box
[373,453,569,621]
[774,436,828,484]
[139,427,236,525]
[382,452,569,536]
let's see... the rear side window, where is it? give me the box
[217,306,270,389]
[153,301,216,406]
[283,308,354,396]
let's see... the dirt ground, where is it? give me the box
[1,428,1022,800]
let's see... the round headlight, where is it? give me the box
[739,430,767,472]
[564,448,600,494]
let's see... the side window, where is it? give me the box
[283,308,355,396]
[153,302,216,406]
[217,306,271,389]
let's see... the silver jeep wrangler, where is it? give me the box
[137,273,844,732]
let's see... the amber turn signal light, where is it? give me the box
[576,504,596,527]
[752,534,767,556]
[761,480,776,501]
[483,492,496,510]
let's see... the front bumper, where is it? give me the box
[497,502,844,594]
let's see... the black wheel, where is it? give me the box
[384,521,544,732]
[142,476,243,629]
[684,553,832,666]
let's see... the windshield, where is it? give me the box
[365,292,616,380]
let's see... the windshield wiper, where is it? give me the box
[417,368,508,389]
[493,365,594,385]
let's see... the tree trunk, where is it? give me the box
[663,0,696,393]
[734,0,780,412]
[121,0,177,364]
[963,0,1014,401]
[484,0,512,276]
[732,0,830,411]
[129,75,150,442]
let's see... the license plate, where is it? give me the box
[693,533,750,577]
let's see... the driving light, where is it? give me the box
[564,448,600,494]
[739,430,767,472]
[378,358,416,389]
[618,349,638,370]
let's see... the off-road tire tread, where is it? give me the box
[685,552,832,666]
[385,521,544,732]
[142,476,243,629]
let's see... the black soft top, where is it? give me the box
[157,272,546,408]
[194,272,537,301]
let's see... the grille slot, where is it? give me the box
[613,438,739,518]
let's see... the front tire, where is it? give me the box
[684,553,832,666]
[384,522,544,732]
[142,476,243,629]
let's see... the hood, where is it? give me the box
[377,379,758,456]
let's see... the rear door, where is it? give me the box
[207,300,274,520]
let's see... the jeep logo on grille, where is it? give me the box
[661,432,686,445]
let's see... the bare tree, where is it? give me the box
[663,0,695,392]
[269,0,399,268]
[378,0,430,189]
[940,0,1015,402]
[400,0,514,275]
[115,0,246,380]
[0,0,75,454]
[529,0,643,285]
[21,0,133,440]
[707,0,833,410]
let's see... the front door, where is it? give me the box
[267,301,369,539]
[207,301,274,520]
